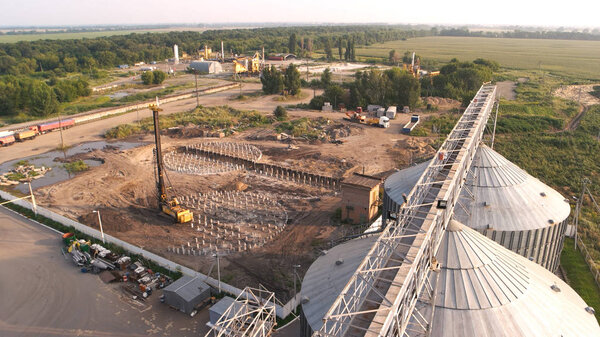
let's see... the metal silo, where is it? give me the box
[382,144,570,271]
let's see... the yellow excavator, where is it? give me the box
[149,98,193,223]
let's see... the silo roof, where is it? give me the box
[383,161,430,202]
[427,220,600,336]
[453,144,571,231]
[300,235,378,332]
[385,145,571,232]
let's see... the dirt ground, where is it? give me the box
[553,84,600,106]
[31,107,440,302]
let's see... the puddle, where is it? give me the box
[108,91,130,99]
[0,140,144,193]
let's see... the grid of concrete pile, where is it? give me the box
[167,190,288,256]
[163,142,262,176]
[189,142,262,161]
[163,150,241,175]
[184,143,341,190]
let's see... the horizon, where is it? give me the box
[2,0,600,29]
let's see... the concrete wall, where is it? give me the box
[0,189,299,318]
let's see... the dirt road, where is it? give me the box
[0,82,316,164]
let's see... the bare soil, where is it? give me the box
[31,102,450,302]
[553,84,600,106]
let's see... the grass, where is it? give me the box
[275,117,329,140]
[63,160,89,174]
[356,36,600,81]
[561,238,600,321]
[105,105,270,139]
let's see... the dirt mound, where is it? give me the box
[424,97,461,109]
[553,84,600,106]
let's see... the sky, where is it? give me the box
[1,0,599,28]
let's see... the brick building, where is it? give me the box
[340,173,382,224]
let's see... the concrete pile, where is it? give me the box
[168,190,287,256]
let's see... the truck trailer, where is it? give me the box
[402,115,420,134]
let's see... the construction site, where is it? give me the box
[1,34,599,336]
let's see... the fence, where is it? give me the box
[575,236,600,289]
[0,189,299,318]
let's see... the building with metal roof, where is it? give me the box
[299,220,600,336]
[189,61,223,74]
[300,235,378,337]
[163,275,211,315]
[340,173,382,224]
[421,220,600,336]
[382,144,570,271]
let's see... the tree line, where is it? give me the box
[440,28,600,41]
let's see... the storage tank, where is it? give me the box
[382,144,570,271]
[299,220,599,337]
[422,220,600,337]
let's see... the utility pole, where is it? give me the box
[292,264,301,297]
[214,252,221,293]
[194,69,200,107]
[93,210,105,243]
[28,181,37,216]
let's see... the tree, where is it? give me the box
[338,38,343,60]
[324,84,345,109]
[152,70,166,84]
[288,33,297,54]
[324,38,333,61]
[141,71,154,85]
[344,40,351,61]
[284,64,301,96]
[28,81,59,116]
[273,105,288,120]
[260,65,284,94]
[321,67,332,87]
[388,50,400,65]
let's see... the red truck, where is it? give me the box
[30,118,75,134]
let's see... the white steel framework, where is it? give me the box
[206,287,276,337]
[314,84,497,337]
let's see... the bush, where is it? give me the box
[309,95,327,110]
[274,106,288,121]
[141,71,154,85]
[152,70,166,84]
[64,160,89,174]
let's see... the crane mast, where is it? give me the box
[149,97,193,223]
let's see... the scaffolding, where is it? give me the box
[314,84,497,337]
[206,287,277,337]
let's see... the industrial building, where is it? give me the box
[340,173,381,224]
[163,275,211,315]
[189,61,223,74]
[299,220,600,336]
[382,144,569,271]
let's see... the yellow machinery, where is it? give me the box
[233,51,262,75]
[149,98,193,223]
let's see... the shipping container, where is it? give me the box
[15,130,36,141]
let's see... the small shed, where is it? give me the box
[189,61,223,74]
[209,296,237,325]
[163,275,211,315]
[341,173,382,224]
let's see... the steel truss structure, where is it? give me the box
[206,287,276,337]
[314,84,497,337]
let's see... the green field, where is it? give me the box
[357,36,600,81]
